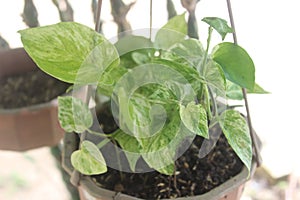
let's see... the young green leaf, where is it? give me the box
[179,102,209,138]
[71,141,107,175]
[212,42,255,90]
[202,17,233,40]
[113,129,141,172]
[19,22,119,84]
[58,96,93,133]
[155,13,187,49]
[226,81,270,100]
[219,110,252,172]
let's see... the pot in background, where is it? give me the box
[0,48,77,151]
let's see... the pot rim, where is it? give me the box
[78,163,255,200]
[0,96,59,114]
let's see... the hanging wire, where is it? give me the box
[226,0,262,167]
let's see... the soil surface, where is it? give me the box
[0,69,69,109]
[93,104,244,199]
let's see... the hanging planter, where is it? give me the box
[18,0,267,198]
[0,48,71,151]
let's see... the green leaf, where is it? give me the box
[155,13,187,49]
[202,17,233,40]
[113,129,141,172]
[19,22,119,84]
[219,110,252,172]
[132,52,150,65]
[58,96,93,133]
[71,141,107,175]
[114,35,152,55]
[140,110,189,175]
[226,81,244,100]
[212,42,255,90]
[204,60,226,94]
[179,102,208,138]
[151,59,203,95]
[167,38,205,68]
[248,83,270,94]
[226,81,270,100]
[96,64,128,96]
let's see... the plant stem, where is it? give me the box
[226,0,262,167]
[198,26,213,103]
[200,26,213,75]
[97,138,111,149]
[208,86,218,117]
[87,129,114,138]
[204,85,212,120]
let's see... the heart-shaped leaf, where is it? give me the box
[180,102,208,138]
[212,42,255,90]
[71,141,107,175]
[202,17,233,40]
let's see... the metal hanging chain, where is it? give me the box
[226,0,262,167]
[70,0,103,187]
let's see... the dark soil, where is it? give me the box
[93,104,244,199]
[0,69,69,109]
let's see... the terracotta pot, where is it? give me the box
[62,132,260,200]
[0,48,68,151]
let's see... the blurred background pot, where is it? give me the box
[0,48,68,151]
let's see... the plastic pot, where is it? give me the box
[62,132,260,200]
[0,48,67,151]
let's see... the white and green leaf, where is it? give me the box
[113,129,141,172]
[179,102,208,138]
[155,13,187,49]
[202,17,233,40]
[71,141,107,175]
[58,96,93,133]
[19,22,119,84]
[219,110,252,172]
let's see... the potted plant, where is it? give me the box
[18,0,266,199]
